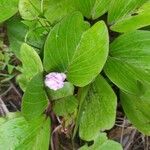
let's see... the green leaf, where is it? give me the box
[44,12,89,72]
[19,0,41,20]
[67,20,109,86]
[73,0,110,19]
[104,31,150,94]
[26,26,48,49]
[110,1,150,32]
[46,82,74,100]
[135,81,150,103]
[79,75,117,140]
[44,0,75,25]
[17,75,28,91]
[120,90,150,135]
[7,17,28,58]
[22,73,48,121]
[0,115,50,150]
[79,133,123,150]
[44,12,109,87]
[108,0,148,24]
[91,0,110,19]
[0,0,19,23]
[17,43,43,91]
[7,64,14,74]
[53,96,78,116]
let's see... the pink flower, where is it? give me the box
[45,72,66,91]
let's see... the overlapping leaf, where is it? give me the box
[104,31,150,94]
[44,0,75,24]
[108,0,148,24]
[111,1,150,32]
[22,73,48,120]
[44,12,89,72]
[0,114,50,150]
[53,96,78,116]
[44,12,109,87]
[26,26,48,49]
[7,17,28,58]
[19,0,41,20]
[120,88,150,135]
[17,43,43,91]
[79,133,122,150]
[79,75,117,140]
[67,20,108,86]
[47,82,74,100]
[73,0,110,19]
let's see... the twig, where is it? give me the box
[0,85,12,97]
[9,101,19,111]
[51,125,62,150]
[10,82,22,99]
[0,97,9,116]
[144,136,149,150]
[120,117,126,144]
[124,129,137,150]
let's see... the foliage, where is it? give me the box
[0,0,150,149]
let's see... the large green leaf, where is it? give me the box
[53,96,78,116]
[73,0,110,19]
[111,1,150,32]
[108,0,148,24]
[67,20,109,86]
[0,0,19,23]
[79,75,117,140]
[79,133,122,150]
[0,114,50,150]
[44,12,109,87]
[7,17,28,58]
[44,12,89,72]
[22,73,48,121]
[104,31,150,94]
[120,90,150,135]
[17,43,43,91]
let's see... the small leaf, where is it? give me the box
[79,133,122,150]
[110,1,150,32]
[120,90,150,135]
[104,30,150,94]
[17,43,43,91]
[26,26,48,49]
[0,114,50,150]
[47,82,74,100]
[108,0,147,24]
[7,64,14,74]
[91,0,110,19]
[79,75,117,140]
[22,73,48,121]
[44,0,75,24]
[53,96,78,116]
[0,0,19,23]
[19,0,41,20]
[73,0,110,19]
